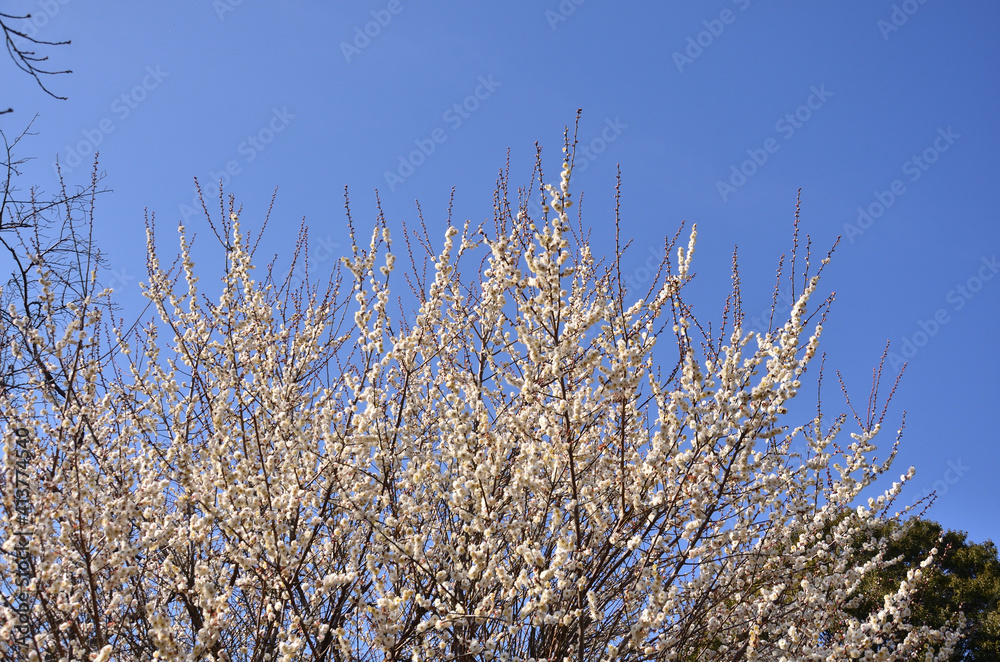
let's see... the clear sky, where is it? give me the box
[2,2,998,544]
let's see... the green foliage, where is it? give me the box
[848,518,1000,661]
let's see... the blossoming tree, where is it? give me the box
[0,148,961,661]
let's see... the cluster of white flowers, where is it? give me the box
[0,166,961,661]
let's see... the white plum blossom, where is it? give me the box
[0,162,960,661]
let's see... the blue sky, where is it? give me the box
[2,2,998,544]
